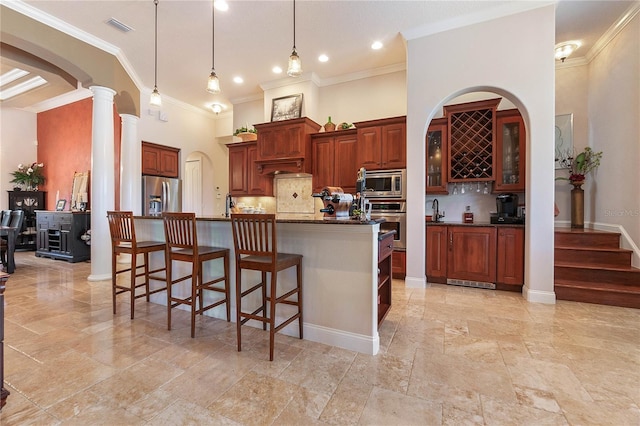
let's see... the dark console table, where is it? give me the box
[35,211,91,262]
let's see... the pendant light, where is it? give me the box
[287,0,302,77]
[207,0,221,93]
[149,0,162,107]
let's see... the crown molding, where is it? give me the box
[23,86,92,113]
[585,1,640,62]
[318,63,406,87]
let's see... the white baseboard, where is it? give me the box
[404,275,426,288]
[87,273,111,282]
[523,284,556,304]
[302,323,380,355]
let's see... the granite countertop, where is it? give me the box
[136,215,384,225]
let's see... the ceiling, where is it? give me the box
[1,0,638,114]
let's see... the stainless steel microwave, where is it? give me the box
[360,169,406,199]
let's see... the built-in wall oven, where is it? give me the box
[369,200,406,249]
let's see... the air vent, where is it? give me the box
[106,18,134,33]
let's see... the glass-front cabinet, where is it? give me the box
[494,109,526,193]
[426,117,448,194]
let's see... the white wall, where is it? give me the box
[0,108,38,209]
[405,5,557,303]
[138,94,225,216]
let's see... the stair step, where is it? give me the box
[555,246,632,267]
[555,228,621,249]
[555,279,640,309]
[555,262,640,286]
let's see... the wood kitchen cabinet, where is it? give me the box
[227,142,273,196]
[378,231,394,326]
[445,99,500,183]
[354,116,406,170]
[447,225,497,284]
[142,141,180,177]
[426,225,448,283]
[254,118,321,174]
[392,249,406,279]
[311,130,358,193]
[496,227,525,290]
[426,117,448,195]
[494,109,526,193]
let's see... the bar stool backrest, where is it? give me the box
[107,211,137,249]
[1,210,11,227]
[230,214,277,262]
[163,212,199,254]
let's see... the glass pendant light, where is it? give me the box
[149,0,162,107]
[287,0,302,77]
[207,0,221,93]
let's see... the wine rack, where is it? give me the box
[445,98,500,182]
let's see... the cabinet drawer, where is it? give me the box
[378,235,394,262]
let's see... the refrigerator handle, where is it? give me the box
[164,181,170,211]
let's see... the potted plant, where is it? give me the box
[234,125,258,142]
[10,162,45,191]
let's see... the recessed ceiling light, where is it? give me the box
[233,76,244,84]
[371,41,383,50]
[318,54,329,62]
[0,75,47,101]
[0,68,29,87]
[272,66,283,74]
[214,0,229,12]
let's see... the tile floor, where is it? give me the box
[1,252,639,425]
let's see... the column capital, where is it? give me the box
[89,86,117,101]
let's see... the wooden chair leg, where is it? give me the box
[224,253,231,322]
[269,271,277,362]
[144,252,151,302]
[297,262,303,339]
[111,251,117,315]
[167,256,172,331]
[191,261,199,338]
[261,271,267,331]
[130,252,137,320]
[235,265,243,352]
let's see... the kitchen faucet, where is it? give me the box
[432,198,445,223]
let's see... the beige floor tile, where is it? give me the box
[481,395,569,425]
[359,386,442,425]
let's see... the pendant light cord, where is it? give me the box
[154,0,158,88]
[292,0,296,50]
[212,1,215,71]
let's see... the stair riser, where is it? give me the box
[555,249,632,267]
[555,286,640,309]
[555,233,620,248]
[555,266,640,286]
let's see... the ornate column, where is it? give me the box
[88,86,116,281]
[119,114,141,214]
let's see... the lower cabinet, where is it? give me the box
[391,249,406,279]
[35,211,91,263]
[426,224,524,289]
[377,232,394,326]
[496,227,525,290]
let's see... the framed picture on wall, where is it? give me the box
[555,114,573,169]
[271,93,303,122]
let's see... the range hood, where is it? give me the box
[255,157,307,175]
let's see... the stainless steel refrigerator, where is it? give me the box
[142,176,182,215]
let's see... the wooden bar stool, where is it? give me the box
[230,214,303,361]
[162,212,230,338]
[107,211,167,319]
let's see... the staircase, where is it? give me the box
[555,228,640,308]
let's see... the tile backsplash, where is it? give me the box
[275,174,315,214]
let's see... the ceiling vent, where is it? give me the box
[106,18,134,33]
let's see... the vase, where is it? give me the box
[324,118,335,132]
[570,183,584,229]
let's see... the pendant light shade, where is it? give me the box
[286,0,302,77]
[207,1,221,93]
[150,0,162,107]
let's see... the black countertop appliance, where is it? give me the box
[491,193,524,224]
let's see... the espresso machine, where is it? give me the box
[491,193,524,224]
[312,186,354,219]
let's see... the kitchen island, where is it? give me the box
[134,216,385,355]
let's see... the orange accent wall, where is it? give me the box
[37,98,122,210]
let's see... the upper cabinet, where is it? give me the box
[142,141,180,178]
[494,109,526,193]
[227,141,273,196]
[311,130,358,194]
[445,98,500,183]
[426,117,448,195]
[354,116,406,170]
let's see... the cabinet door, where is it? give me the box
[381,123,406,169]
[228,145,248,195]
[497,227,524,287]
[334,133,358,193]
[160,149,179,178]
[247,143,272,196]
[142,145,161,175]
[357,127,382,170]
[447,226,496,283]
[494,111,526,193]
[426,226,448,282]
[312,135,334,193]
[258,123,305,160]
[392,250,406,279]
[426,119,448,195]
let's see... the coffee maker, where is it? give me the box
[491,193,524,224]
